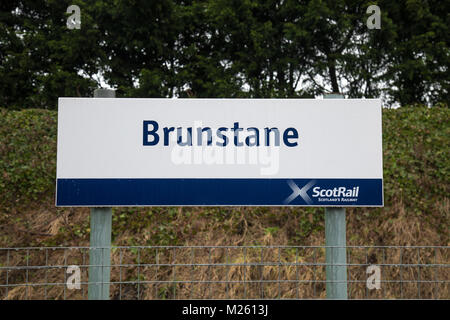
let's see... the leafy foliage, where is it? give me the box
[1,1,448,108]
[0,109,57,208]
[382,104,450,212]
[0,105,448,216]
[0,0,100,109]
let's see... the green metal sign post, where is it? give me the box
[88,89,115,300]
[324,93,348,299]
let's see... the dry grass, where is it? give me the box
[0,196,448,300]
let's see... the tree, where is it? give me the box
[0,0,102,109]
[380,0,449,106]
[1,0,448,108]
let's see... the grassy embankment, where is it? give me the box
[0,105,448,299]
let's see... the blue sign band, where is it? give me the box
[56,178,383,207]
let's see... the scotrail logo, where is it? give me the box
[284,180,316,205]
[284,180,360,205]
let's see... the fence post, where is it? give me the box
[324,93,348,299]
[88,88,115,300]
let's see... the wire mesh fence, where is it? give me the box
[0,245,448,300]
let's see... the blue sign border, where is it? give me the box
[56,178,383,207]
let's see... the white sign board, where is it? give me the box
[56,98,383,206]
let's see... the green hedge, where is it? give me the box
[0,106,448,212]
[0,109,57,208]
[382,106,449,212]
